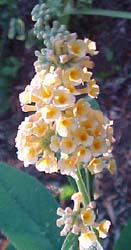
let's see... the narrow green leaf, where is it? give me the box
[63,8,131,20]
[61,232,79,250]
[0,162,63,250]
[114,220,131,250]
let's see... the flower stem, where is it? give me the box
[85,168,91,202]
[85,168,94,202]
[76,168,89,206]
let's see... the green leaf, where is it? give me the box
[61,232,79,250]
[63,8,131,20]
[6,244,17,250]
[114,220,131,250]
[0,162,63,250]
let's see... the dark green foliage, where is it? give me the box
[0,57,23,115]
[114,220,131,250]
[0,162,63,250]
[61,232,79,250]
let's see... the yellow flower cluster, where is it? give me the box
[16,33,115,177]
[16,12,116,248]
[57,192,111,249]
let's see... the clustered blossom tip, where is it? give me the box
[15,3,116,250]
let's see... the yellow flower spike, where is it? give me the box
[87,158,105,175]
[60,137,76,154]
[96,220,111,239]
[81,208,96,226]
[53,88,75,110]
[68,39,86,57]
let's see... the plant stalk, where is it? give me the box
[63,8,131,20]
[76,168,89,206]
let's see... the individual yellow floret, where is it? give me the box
[76,146,92,163]
[91,138,107,157]
[50,135,60,152]
[68,39,86,57]
[73,99,90,121]
[96,220,111,239]
[58,156,78,179]
[56,116,77,137]
[87,158,105,174]
[36,151,58,173]
[41,104,61,122]
[75,128,93,146]
[79,231,97,250]
[53,88,76,110]
[81,208,96,226]
[60,138,76,154]
[87,79,99,98]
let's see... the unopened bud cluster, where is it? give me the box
[57,192,110,249]
[16,3,116,250]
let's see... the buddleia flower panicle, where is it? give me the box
[15,2,116,250]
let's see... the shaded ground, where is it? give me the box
[0,1,131,249]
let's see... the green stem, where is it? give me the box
[85,168,91,202]
[62,8,131,20]
[76,168,89,206]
